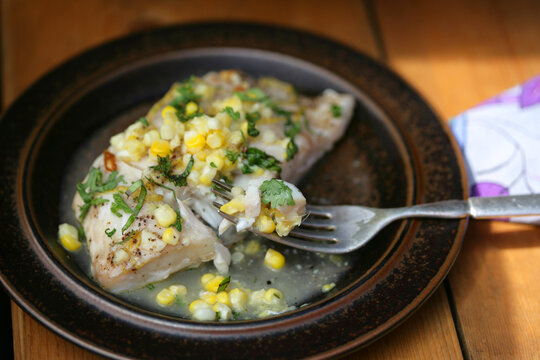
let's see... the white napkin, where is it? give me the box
[450,74,540,224]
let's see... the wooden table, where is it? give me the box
[3,0,540,358]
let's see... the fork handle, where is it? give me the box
[404,194,540,219]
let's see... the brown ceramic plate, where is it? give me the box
[0,23,467,359]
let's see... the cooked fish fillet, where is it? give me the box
[72,70,354,292]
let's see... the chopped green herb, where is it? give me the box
[259,179,295,209]
[217,275,230,292]
[76,168,123,220]
[243,147,281,172]
[145,177,177,201]
[77,226,86,242]
[216,311,221,320]
[175,294,185,306]
[126,179,144,196]
[284,117,301,138]
[253,277,258,283]
[232,311,240,319]
[286,137,298,161]
[210,162,217,168]
[104,228,116,237]
[235,88,267,102]
[122,182,147,233]
[246,111,261,137]
[151,155,194,187]
[273,293,281,299]
[113,230,135,246]
[174,210,182,232]
[221,106,240,121]
[110,193,133,217]
[241,164,254,174]
[225,150,240,163]
[137,116,149,127]
[331,104,342,118]
[146,284,155,291]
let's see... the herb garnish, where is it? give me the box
[168,77,202,122]
[246,111,261,137]
[217,275,230,292]
[137,117,149,126]
[331,104,342,118]
[259,179,295,209]
[174,210,182,232]
[221,106,241,121]
[104,228,116,237]
[145,177,178,201]
[77,168,124,220]
[150,155,194,187]
[225,150,240,163]
[242,147,281,173]
[146,284,155,291]
[121,180,147,233]
[210,162,217,168]
[110,193,133,217]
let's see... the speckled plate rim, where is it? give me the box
[0,22,468,359]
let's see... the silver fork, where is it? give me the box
[212,179,540,254]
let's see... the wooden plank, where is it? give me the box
[2,0,462,358]
[375,0,540,358]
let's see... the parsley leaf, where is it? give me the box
[221,106,240,121]
[168,77,202,122]
[246,111,261,137]
[121,181,147,233]
[259,179,295,209]
[286,137,298,161]
[235,88,267,102]
[137,117,149,126]
[146,284,155,291]
[217,275,231,292]
[110,193,133,217]
[151,155,194,187]
[243,147,281,172]
[76,168,124,218]
[105,228,116,237]
[174,210,182,232]
[331,104,342,118]
[225,150,240,163]
[210,162,217,168]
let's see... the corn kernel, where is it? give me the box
[160,122,176,140]
[201,273,215,286]
[241,121,248,135]
[161,105,178,122]
[264,288,283,303]
[205,275,225,293]
[213,302,232,321]
[156,289,175,306]
[58,223,81,252]
[110,133,125,150]
[229,288,247,311]
[143,130,160,147]
[206,152,224,170]
[206,131,225,149]
[154,204,177,228]
[244,240,260,255]
[123,139,145,161]
[253,168,265,176]
[264,248,285,270]
[262,130,276,144]
[189,299,209,314]
[322,283,336,293]
[187,169,200,186]
[254,215,276,234]
[228,131,243,146]
[185,134,206,150]
[231,186,244,197]
[169,284,187,297]
[185,101,198,116]
[200,291,217,305]
[216,291,231,307]
[220,198,245,215]
[150,139,172,157]
[162,227,179,245]
[199,166,217,186]
[207,117,222,130]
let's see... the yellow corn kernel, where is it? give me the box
[143,130,160,147]
[156,288,175,306]
[58,223,81,252]
[187,169,200,186]
[223,95,243,111]
[205,275,225,293]
[154,204,177,228]
[123,139,145,161]
[229,288,247,311]
[231,186,244,197]
[322,283,336,293]
[219,198,245,215]
[200,291,217,305]
[241,121,248,135]
[206,131,225,149]
[185,101,198,116]
[201,273,215,286]
[244,240,260,255]
[162,227,179,245]
[185,134,206,150]
[264,288,283,303]
[110,133,125,150]
[207,117,222,130]
[161,105,178,121]
[160,122,176,140]
[150,139,172,157]
[253,167,265,176]
[206,151,224,170]
[169,284,187,297]
[213,302,232,320]
[228,131,243,146]
[264,248,285,270]
[254,215,276,234]
[189,299,207,314]
[199,166,217,186]
[216,291,231,307]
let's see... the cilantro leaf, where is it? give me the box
[105,228,116,237]
[259,179,295,209]
[221,106,240,121]
[217,275,230,292]
[243,147,281,172]
[246,111,261,137]
[174,210,182,232]
[235,88,267,102]
[110,193,133,217]
[331,104,342,118]
[151,155,193,187]
[137,117,149,126]
[122,182,146,233]
[286,137,298,161]
[225,150,240,163]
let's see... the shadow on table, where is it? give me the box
[0,288,14,358]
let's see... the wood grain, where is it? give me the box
[375,0,540,358]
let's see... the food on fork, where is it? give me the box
[60,70,354,297]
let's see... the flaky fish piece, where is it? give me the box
[67,70,354,292]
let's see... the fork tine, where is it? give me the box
[305,205,333,219]
[300,217,336,230]
[212,178,233,192]
[212,188,233,201]
[289,228,338,243]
